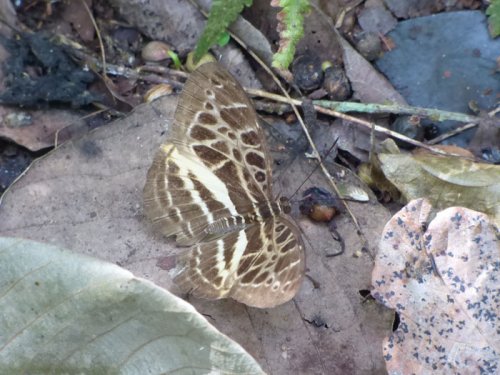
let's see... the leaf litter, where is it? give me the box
[0,1,498,374]
[0,95,392,374]
[372,198,500,374]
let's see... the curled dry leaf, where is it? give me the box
[0,108,85,151]
[144,83,173,103]
[372,198,500,374]
[372,140,500,226]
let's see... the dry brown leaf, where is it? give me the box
[357,0,397,35]
[372,198,500,374]
[61,0,95,42]
[337,31,407,105]
[0,108,85,151]
[378,150,500,225]
[0,94,392,374]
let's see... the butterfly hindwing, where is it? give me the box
[174,216,305,308]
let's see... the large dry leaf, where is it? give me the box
[0,107,84,151]
[372,198,500,374]
[0,94,392,374]
[0,237,263,374]
[338,31,407,106]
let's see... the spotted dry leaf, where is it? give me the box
[143,62,305,308]
[372,198,500,374]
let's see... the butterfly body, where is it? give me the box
[144,63,305,308]
[205,199,288,235]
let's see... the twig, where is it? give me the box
[80,0,126,104]
[245,88,474,158]
[428,105,499,145]
[426,123,477,145]
[253,100,291,114]
[313,100,482,124]
[138,65,188,80]
[80,0,106,80]
[56,34,184,89]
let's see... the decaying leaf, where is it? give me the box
[361,140,500,225]
[357,139,401,201]
[372,198,500,374]
[380,152,500,225]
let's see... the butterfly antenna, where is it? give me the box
[288,137,340,201]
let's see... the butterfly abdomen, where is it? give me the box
[202,199,289,240]
[204,200,285,235]
[205,215,247,236]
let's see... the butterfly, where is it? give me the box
[143,62,305,308]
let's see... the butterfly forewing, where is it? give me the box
[172,63,272,200]
[143,62,305,308]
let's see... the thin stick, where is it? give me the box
[314,100,481,124]
[246,88,474,158]
[80,0,106,79]
[427,106,499,145]
[251,93,482,124]
[80,0,132,104]
[230,37,365,236]
[308,100,481,124]
[426,123,477,145]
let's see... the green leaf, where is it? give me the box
[217,31,231,47]
[486,0,500,37]
[0,237,264,374]
[167,50,182,69]
[271,0,310,70]
[193,0,253,64]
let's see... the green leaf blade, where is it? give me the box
[271,0,310,69]
[486,0,500,37]
[193,0,253,64]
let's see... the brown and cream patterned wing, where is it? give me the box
[144,142,246,246]
[171,62,272,201]
[174,215,305,308]
[144,63,273,246]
